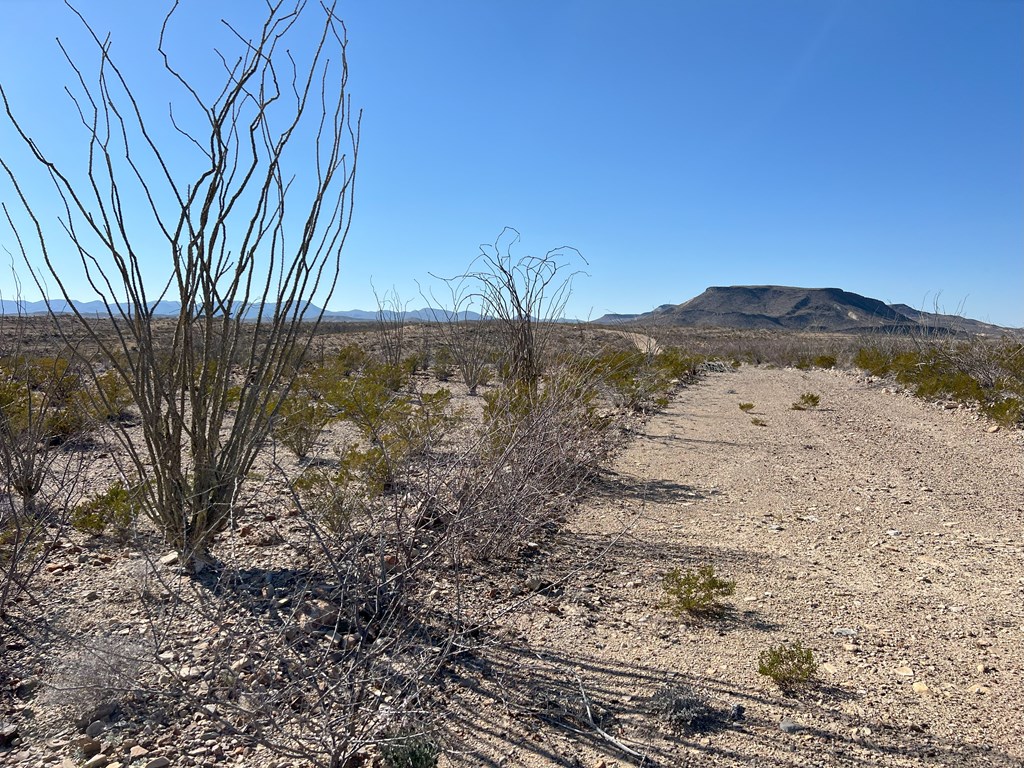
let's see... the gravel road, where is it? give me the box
[461,365,1023,767]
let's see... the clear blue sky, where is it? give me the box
[1,0,1021,326]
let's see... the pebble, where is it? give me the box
[159,552,179,566]
[894,666,914,678]
[832,627,857,637]
[912,681,929,694]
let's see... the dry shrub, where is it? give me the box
[451,365,610,560]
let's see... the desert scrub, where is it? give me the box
[593,349,671,412]
[380,732,440,768]
[431,345,455,382]
[71,481,144,539]
[660,565,735,617]
[750,417,767,427]
[855,340,1024,426]
[738,402,754,412]
[758,641,818,691]
[791,392,820,410]
[271,381,333,460]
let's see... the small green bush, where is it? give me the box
[982,397,1022,427]
[813,354,836,369]
[291,467,359,534]
[853,347,891,376]
[660,565,735,617]
[380,732,440,768]
[791,392,820,410]
[750,417,767,427]
[738,402,754,412]
[758,641,818,691]
[272,386,333,460]
[72,481,144,539]
[432,346,454,382]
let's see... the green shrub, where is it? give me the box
[432,346,454,382]
[291,467,359,535]
[380,732,440,768]
[750,418,767,427]
[72,481,144,539]
[402,351,429,377]
[657,348,706,380]
[272,385,333,460]
[93,369,133,421]
[738,402,754,412]
[982,397,1022,427]
[758,642,817,691]
[328,364,412,446]
[595,350,671,412]
[813,354,836,369]
[853,347,891,377]
[791,392,820,410]
[660,565,735,617]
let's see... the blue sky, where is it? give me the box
[0,0,1021,326]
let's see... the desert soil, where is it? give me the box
[442,365,1023,767]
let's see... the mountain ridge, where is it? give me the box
[593,285,1015,334]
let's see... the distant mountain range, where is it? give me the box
[0,299,483,323]
[3,286,1015,334]
[593,286,1015,335]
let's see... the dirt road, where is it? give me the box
[454,365,1024,767]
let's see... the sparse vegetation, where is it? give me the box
[750,417,767,427]
[758,641,818,691]
[791,392,821,410]
[380,732,441,768]
[660,564,736,617]
[71,480,144,539]
[738,402,754,412]
[855,337,1023,427]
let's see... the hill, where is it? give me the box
[595,286,1012,334]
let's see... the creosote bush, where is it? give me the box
[660,564,735,617]
[380,732,441,768]
[855,338,1024,427]
[71,480,144,539]
[791,392,820,410]
[750,418,767,427]
[758,641,818,691]
[738,402,754,412]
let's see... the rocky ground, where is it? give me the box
[1,363,1021,767]
[437,365,1023,767]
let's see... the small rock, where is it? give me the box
[779,716,805,734]
[966,683,990,695]
[525,575,546,592]
[129,746,150,759]
[820,662,838,675]
[178,665,202,680]
[986,425,1000,433]
[894,666,914,678]
[832,627,857,637]
[843,643,859,652]
[729,704,745,721]
[82,754,110,768]
[912,681,929,694]
[75,736,102,756]
[85,720,105,738]
[0,723,18,747]
[145,759,171,768]
[158,552,179,566]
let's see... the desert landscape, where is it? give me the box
[0,309,1021,768]
[0,3,1019,766]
